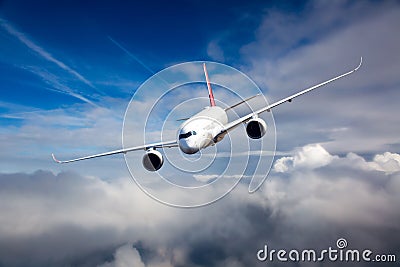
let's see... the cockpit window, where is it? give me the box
[179,131,196,139]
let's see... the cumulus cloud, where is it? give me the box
[372,152,400,174]
[274,144,400,175]
[343,152,400,175]
[98,244,145,267]
[273,143,336,172]
[1,143,400,267]
[0,170,183,267]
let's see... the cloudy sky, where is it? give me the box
[0,0,399,266]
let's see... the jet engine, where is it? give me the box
[246,117,267,139]
[142,149,164,171]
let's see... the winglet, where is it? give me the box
[354,57,363,72]
[203,63,216,107]
[52,153,62,164]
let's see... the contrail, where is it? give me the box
[108,36,155,75]
[22,65,98,107]
[0,17,104,102]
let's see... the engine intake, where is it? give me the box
[246,118,267,139]
[142,149,164,171]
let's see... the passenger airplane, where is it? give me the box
[52,58,362,171]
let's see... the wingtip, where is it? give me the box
[51,153,62,164]
[355,56,363,71]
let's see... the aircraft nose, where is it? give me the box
[178,138,198,154]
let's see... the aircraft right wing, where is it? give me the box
[224,94,261,111]
[213,57,363,141]
[52,139,178,164]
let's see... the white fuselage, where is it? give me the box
[178,106,228,154]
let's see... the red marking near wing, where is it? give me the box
[51,153,61,163]
[203,63,216,107]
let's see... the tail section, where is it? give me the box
[203,63,216,107]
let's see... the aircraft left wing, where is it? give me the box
[214,57,363,141]
[52,140,178,164]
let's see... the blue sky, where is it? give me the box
[0,0,267,108]
[0,1,308,109]
[0,0,305,175]
[0,1,400,266]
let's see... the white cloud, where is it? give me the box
[239,1,400,155]
[98,244,145,267]
[372,152,400,174]
[274,143,400,175]
[193,174,218,182]
[0,144,400,266]
[345,151,400,174]
[0,98,129,178]
[272,156,291,173]
[293,143,336,168]
[207,40,225,62]
[263,149,400,252]
[273,144,336,172]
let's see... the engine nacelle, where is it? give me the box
[142,149,164,171]
[246,118,267,139]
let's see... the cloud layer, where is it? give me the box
[238,1,400,155]
[0,143,399,266]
